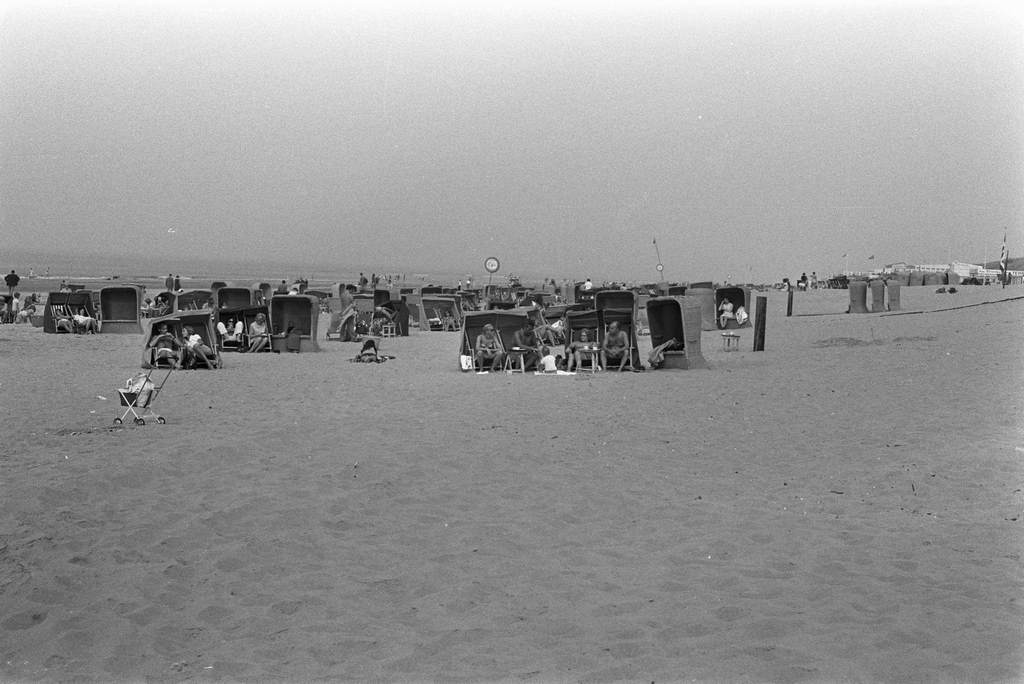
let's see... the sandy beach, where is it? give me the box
[1,286,1022,682]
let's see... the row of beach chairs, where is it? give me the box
[463,320,636,373]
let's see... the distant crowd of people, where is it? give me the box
[1,270,40,324]
[781,272,821,291]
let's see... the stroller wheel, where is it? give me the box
[134,418,146,426]
[113,418,123,425]
[156,417,166,424]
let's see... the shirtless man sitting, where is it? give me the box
[511,320,541,371]
[601,320,631,371]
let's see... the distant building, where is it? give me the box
[875,260,1022,284]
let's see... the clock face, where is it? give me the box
[484,257,500,273]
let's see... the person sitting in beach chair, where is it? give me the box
[246,313,271,353]
[217,318,244,349]
[566,328,597,372]
[148,293,172,318]
[531,307,565,346]
[718,298,735,329]
[73,308,99,334]
[512,320,542,371]
[16,301,36,324]
[601,320,631,372]
[474,323,505,372]
[326,304,357,341]
[440,310,458,331]
[147,323,182,368]
[183,326,217,369]
[370,305,398,336]
[55,312,74,333]
[648,337,681,369]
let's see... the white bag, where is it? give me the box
[459,354,474,371]
[127,374,154,394]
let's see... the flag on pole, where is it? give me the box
[652,237,657,245]
[841,253,847,258]
[999,228,1008,287]
[867,255,875,260]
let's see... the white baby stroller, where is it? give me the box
[114,368,172,425]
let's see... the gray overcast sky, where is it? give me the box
[2,0,1022,282]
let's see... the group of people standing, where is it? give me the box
[3,269,23,323]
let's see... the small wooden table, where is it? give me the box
[504,348,528,373]
[578,346,601,372]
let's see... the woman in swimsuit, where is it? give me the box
[474,323,504,372]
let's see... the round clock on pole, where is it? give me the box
[484,256,500,287]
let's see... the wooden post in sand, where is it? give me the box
[786,289,793,317]
[887,281,900,311]
[753,296,767,351]
[681,298,708,369]
[869,279,886,313]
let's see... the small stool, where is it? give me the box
[721,332,740,351]
[578,347,601,373]
[380,323,396,338]
[504,349,527,373]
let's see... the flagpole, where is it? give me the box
[653,237,665,282]
[1000,227,1008,289]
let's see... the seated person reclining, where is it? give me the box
[531,307,566,346]
[73,308,99,334]
[183,325,217,368]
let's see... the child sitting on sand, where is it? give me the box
[537,346,558,373]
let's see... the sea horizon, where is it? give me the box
[2,247,512,289]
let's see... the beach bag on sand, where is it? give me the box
[460,354,474,371]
